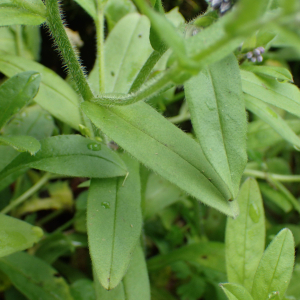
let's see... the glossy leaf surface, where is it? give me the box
[81,101,238,217]
[185,54,247,197]
[0,214,43,258]
[0,71,41,129]
[221,283,254,300]
[0,55,82,130]
[88,155,142,290]
[0,252,73,300]
[0,135,127,191]
[0,135,40,155]
[251,229,295,300]
[226,178,265,292]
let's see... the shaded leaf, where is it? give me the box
[70,279,96,300]
[226,178,265,292]
[73,0,96,19]
[88,155,142,289]
[0,214,43,258]
[0,135,40,155]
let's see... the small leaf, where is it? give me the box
[242,66,293,82]
[0,71,41,129]
[0,135,127,191]
[73,0,96,19]
[0,135,40,155]
[220,283,254,300]
[70,279,96,300]
[251,229,295,300]
[0,214,43,258]
[81,101,238,217]
[226,178,265,292]
[245,94,300,148]
[88,154,142,290]
[0,55,82,130]
[184,54,247,198]
[0,252,73,300]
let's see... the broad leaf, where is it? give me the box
[147,242,226,273]
[95,244,150,299]
[226,178,265,292]
[89,13,152,94]
[0,252,73,300]
[0,55,82,130]
[0,135,127,191]
[245,94,300,148]
[0,135,40,155]
[0,71,41,129]
[88,155,142,290]
[0,214,43,258]
[251,229,295,300]
[185,54,247,197]
[241,69,300,118]
[220,283,254,300]
[81,101,238,217]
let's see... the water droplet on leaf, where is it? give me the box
[249,202,260,223]
[87,143,101,151]
[101,202,110,209]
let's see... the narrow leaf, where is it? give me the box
[241,69,300,118]
[245,94,300,148]
[0,214,43,258]
[81,101,238,217]
[251,229,295,300]
[221,283,254,300]
[0,55,82,130]
[0,135,127,191]
[0,135,40,155]
[88,154,142,290]
[185,54,247,197]
[0,252,73,300]
[226,178,265,292]
[0,71,41,129]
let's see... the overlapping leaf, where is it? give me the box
[221,283,254,300]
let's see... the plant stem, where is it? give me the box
[1,173,51,214]
[37,209,63,226]
[45,0,94,101]
[15,26,24,57]
[95,4,106,93]
[244,169,300,182]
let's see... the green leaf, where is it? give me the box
[241,66,293,82]
[241,69,300,118]
[0,214,43,258]
[81,101,238,217]
[226,178,265,292]
[220,283,254,300]
[245,94,300,148]
[184,54,247,197]
[94,244,150,299]
[147,242,226,273]
[88,154,142,290]
[73,0,96,19]
[89,13,152,94]
[0,135,40,155]
[287,263,300,298]
[0,27,17,55]
[70,279,96,300]
[251,229,295,300]
[0,55,82,130]
[0,252,74,300]
[0,135,127,191]
[0,71,41,129]
[0,0,46,26]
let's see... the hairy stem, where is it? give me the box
[45,0,94,101]
[244,169,300,182]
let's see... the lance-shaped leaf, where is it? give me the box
[0,0,46,26]
[0,214,43,258]
[241,69,300,118]
[220,283,254,300]
[0,252,73,300]
[89,13,152,94]
[81,101,238,217]
[0,71,41,129]
[226,178,265,292]
[185,54,247,198]
[0,55,82,130]
[0,135,127,191]
[0,135,40,155]
[251,229,295,300]
[88,155,142,290]
[245,94,300,148]
[94,244,150,299]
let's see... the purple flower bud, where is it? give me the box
[257,55,263,62]
[220,2,231,13]
[257,46,265,54]
[253,48,261,56]
[251,57,257,63]
[211,0,223,8]
[246,52,253,59]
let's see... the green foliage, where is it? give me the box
[0,0,300,299]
